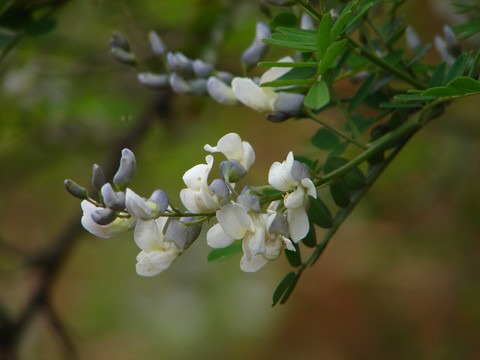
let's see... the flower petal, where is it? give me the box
[240,253,268,272]
[232,77,278,112]
[240,141,255,171]
[207,77,238,105]
[259,56,294,85]
[182,155,214,190]
[268,151,295,191]
[302,178,317,198]
[206,223,235,248]
[287,207,310,242]
[134,217,168,252]
[81,200,134,238]
[125,188,160,220]
[284,186,306,209]
[217,202,250,239]
[204,133,244,161]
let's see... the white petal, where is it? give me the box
[207,77,238,105]
[268,152,295,191]
[134,218,168,252]
[182,155,214,190]
[244,214,266,256]
[125,188,159,220]
[284,186,306,209]
[135,245,180,277]
[259,56,294,85]
[204,133,244,161]
[287,207,310,243]
[240,253,268,272]
[282,236,295,251]
[232,77,277,112]
[302,178,317,198]
[240,141,255,171]
[264,237,282,260]
[80,200,134,238]
[217,202,250,239]
[180,187,219,214]
[206,223,235,248]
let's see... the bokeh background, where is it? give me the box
[1,0,480,359]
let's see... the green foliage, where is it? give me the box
[207,243,243,262]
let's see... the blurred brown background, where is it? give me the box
[1,0,479,359]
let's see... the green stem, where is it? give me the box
[305,108,367,150]
[293,0,323,18]
[328,84,367,145]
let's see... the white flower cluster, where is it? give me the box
[69,133,317,276]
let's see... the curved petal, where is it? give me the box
[240,141,255,171]
[287,207,310,243]
[259,56,294,85]
[81,200,134,238]
[206,223,235,248]
[217,202,250,239]
[135,244,180,277]
[232,77,277,112]
[182,155,213,190]
[134,217,168,252]
[244,214,266,257]
[240,253,268,272]
[204,133,244,161]
[206,77,238,105]
[268,152,295,191]
[301,178,317,198]
[284,186,306,209]
[264,237,282,260]
[125,188,159,220]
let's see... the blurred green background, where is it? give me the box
[1,0,480,359]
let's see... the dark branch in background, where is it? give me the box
[0,92,173,360]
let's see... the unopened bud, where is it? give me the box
[64,179,88,199]
[217,71,234,84]
[149,31,167,56]
[91,207,117,225]
[169,73,191,94]
[111,47,137,66]
[219,160,247,183]
[237,194,261,212]
[266,112,289,122]
[193,59,213,78]
[300,13,315,30]
[137,73,169,89]
[92,164,106,192]
[241,22,271,71]
[209,179,230,206]
[443,25,461,57]
[291,160,311,181]
[101,183,126,211]
[148,189,169,213]
[405,25,422,50]
[166,52,194,77]
[110,32,130,52]
[329,9,338,22]
[207,77,238,105]
[274,92,305,115]
[113,149,136,190]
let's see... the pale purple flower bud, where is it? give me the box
[443,25,461,57]
[137,73,169,89]
[110,32,130,52]
[405,26,422,50]
[217,71,234,84]
[188,78,208,95]
[113,149,136,191]
[241,22,271,71]
[166,52,194,76]
[149,31,167,56]
[274,92,305,116]
[220,160,247,183]
[111,47,137,66]
[300,13,315,30]
[92,164,106,192]
[193,59,213,78]
[64,179,88,199]
[91,207,117,225]
[101,183,126,211]
[148,189,169,213]
[165,218,201,250]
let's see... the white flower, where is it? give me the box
[231,77,278,112]
[204,133,255,171]
[134,217,182,276]
[207,77,239,105]
[259,56,294,85]
[80,200,135,238]
[125,188,160,220]
[180,155,221,213]
[268,152,316,242]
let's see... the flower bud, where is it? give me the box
[148,31,167,56]
[274,92,305,116]
[237,194,261,212]
[291,160,311,181]
[217,71,234,84]
[92,164,106,192]
[329,9,339,22]
[300,13,315,30]
[110,32,130,52]
[101,183,126,211]
[91,207,117,225]
[193,59,213,78]
[113,149,136,191]
[220,160,247,183]
[241,22,271,71]
[137,73,169,89]
[266,112,289,122]
[207,77,238,105]
[405,25,422,50]
[64,179,88,199]
[166,52,194,77]
[111,47,137,66]
[148,189,169,213]
[208,179,230,206]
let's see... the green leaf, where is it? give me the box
[302,224,317,247]
[421,87,467,97]
[344,114,375,133]
[207,243,242,262]
[308,196,333,228]
[324,156,366,191]
[428,62,447,88]
[330,9,353,42]
[277,66,317,81]
[279,274,299,304]
[304,79,330,110]
[382,49,404,66]
[0,33,12,50]
[348,72,376,112]
[448,77,480,92]
[311,128,339,150]
[318,39,347,75]
[379,102,423,108]
[26,18,57,36]
[453,18,480,39]
[263,38,317,52]
[330,180,350,208]
[328,141,348,158]
[444,53,470,84]
[261,78,315,87]
[272,271,296,306]
[346,0,380,30]
[258,61,318,68]
[318,12,331,57]
[393,94,436,101]
[270,13,298,29]
[407,44,431,67]
[284,242,301,267]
